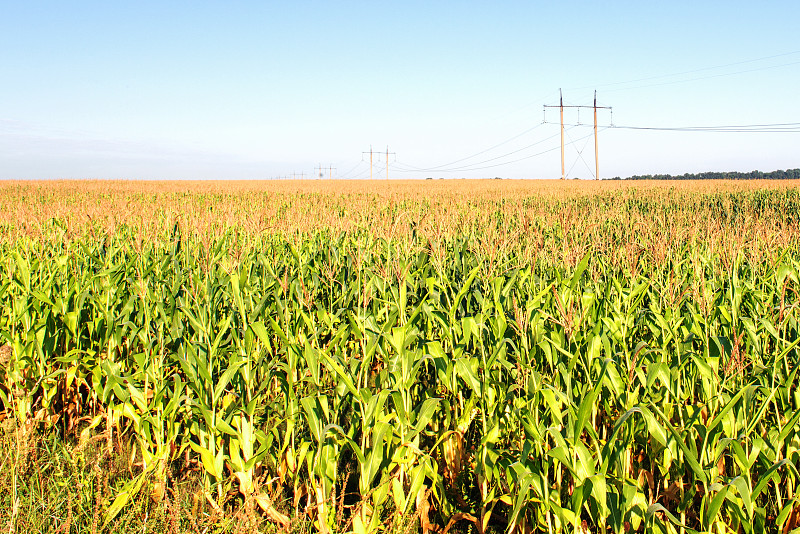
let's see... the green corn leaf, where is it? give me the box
[569,251,591,292]
[547,446,575,476]
[752,459,791,501]
[188,441,223,480]
[651,405,707,485]
[250,320,271,347]
[215,416,238,437]
[704,486,728,529]
[588,474,609,524]
[776,497,798,529]
[409,398,439,439]
[646,503,697,533]
[573,359,608,445]
[103,471,148,527]
[640,406,668,448]
[212,360,245,405]
[777,409,800,445]
[318,349,359,398]
[448,265,480,322]
[729,476,753,520]
[508,468,533,527]
[12,251,30,291]
[361,421,390,488]
[574,441,596,483]
[455,357,481,395]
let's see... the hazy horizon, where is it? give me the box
[2,2,799,180]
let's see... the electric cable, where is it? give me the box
[340,159,367,178]
[564,128,596,179]
[544,121,800,133]
[391,128,604,173]
[568,50,800,92]
[599,59,800,93]
[393,128,568,173]
[394,123,549,173]
[612,123,800,133]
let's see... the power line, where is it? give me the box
[475,90,561,126]
[315,163,337,179]
[351,166,371,179]
[340,160,362,178]
[348,160,372,179]
[361,146,395,180]
[393,129,564,173]
[611,123,800,132]
[392,128,604,174]
[544,90,611,179]
[416,123,547,171]
[602,60,800,94]
[389,123,548,174]
[564,127,596,179]
[545,121,800,133]
[352,82,800,179]
[568,49,800,93]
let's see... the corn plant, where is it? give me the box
[1,184,799,533]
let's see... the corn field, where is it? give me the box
[1,180,799,533]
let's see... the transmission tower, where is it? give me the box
[363,146,396,180]
[544,89,611,179]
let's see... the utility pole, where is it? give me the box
[315,164,324,180]
[544,90,611,180]
[327,165,336,180]
[384,146,396,181]
[545,89,566,179]
[362,146,374,180]
[363,146,395,180]
[560,89,565,179]
[593,91,599,181]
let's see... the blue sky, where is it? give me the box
[1,1,799,179]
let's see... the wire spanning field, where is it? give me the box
[1,180,799,533]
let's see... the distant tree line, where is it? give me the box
[609,169,800,180]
